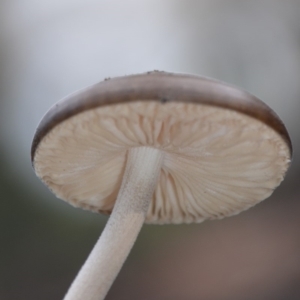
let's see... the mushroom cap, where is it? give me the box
[31,72,292,224]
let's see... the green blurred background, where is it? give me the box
[1,1,300,299]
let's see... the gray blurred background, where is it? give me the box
[1,1,300,299]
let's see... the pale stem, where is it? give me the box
[63,146,164,300]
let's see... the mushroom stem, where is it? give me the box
[63,146,164,300]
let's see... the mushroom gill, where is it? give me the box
[34,101,291,224]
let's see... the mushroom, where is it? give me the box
[31,71,292,300]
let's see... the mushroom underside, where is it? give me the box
[34,101,291,224]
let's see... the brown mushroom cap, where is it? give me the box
[31,71,292,224]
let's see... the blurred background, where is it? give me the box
[1,0,300,299]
